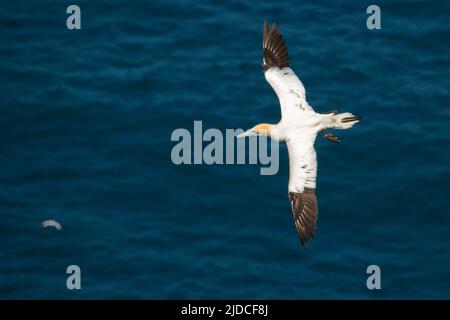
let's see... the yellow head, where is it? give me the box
[252,123,272,135]
[237,123,273,138]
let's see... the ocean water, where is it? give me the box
[0,0,449,299]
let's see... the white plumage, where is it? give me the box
[41,219,62,230]
[264,67,314,118]
[264,67,320,193]
[238,22,361,245]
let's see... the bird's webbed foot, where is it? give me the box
[321,132,340,143]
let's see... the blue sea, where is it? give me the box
[1,0,449,299]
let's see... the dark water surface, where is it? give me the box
[0,0,449,299]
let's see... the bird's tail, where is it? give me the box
[330,112,361,129]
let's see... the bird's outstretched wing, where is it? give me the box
[262,21,315,119]
[289,189,318,246]
[286,135,318,245]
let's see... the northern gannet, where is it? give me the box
[238,22,361,245]
[41,219,62,230]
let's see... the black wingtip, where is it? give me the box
[262,21,289,71]
[289,190,318,247]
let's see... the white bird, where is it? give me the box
[238,22,361,245]
[41,219,62,230]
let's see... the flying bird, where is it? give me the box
[41,219,62,230]
[238,22,361,245]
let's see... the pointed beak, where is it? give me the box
[237,129,256,138]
